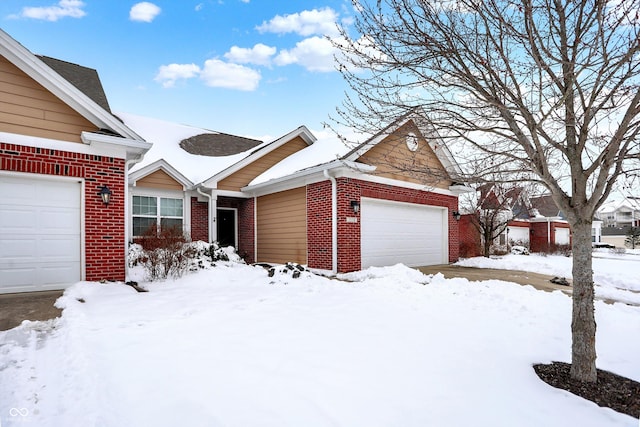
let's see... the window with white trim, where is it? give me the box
[133,195,183,236]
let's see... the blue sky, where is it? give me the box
[0,0,358,140]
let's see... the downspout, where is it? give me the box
[124,155,144,281]
[323,169,338,275]
[196,186,213,243]
[547,218,551,249]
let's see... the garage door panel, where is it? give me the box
[0,175,81,293]
[361,198,447,269]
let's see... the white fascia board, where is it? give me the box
[128,158,192,190]
[0,29,144,142]
[201,126,317,187]
[242,160,374,197]
[449,184,474,195]
[528,216,567,223]
[0,130,143,159]
[82,132,151,158]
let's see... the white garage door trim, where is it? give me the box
[0,171,85,293]
[361,197,448,269]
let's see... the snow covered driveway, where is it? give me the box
[1,262,638,426]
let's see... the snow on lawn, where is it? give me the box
[1,262,639,426]
[457,250,640,305]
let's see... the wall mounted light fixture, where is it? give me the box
[99,185,112,205]
[452,210,461,221]
[350,200,360,214]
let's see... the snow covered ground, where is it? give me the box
[457,249,640,305]
[1,255,639,427]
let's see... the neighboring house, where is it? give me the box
[459,188,604,256]
[0,29,151,293]
[122,109,470,274]
[598,197,640,228]
[600,226,633,248]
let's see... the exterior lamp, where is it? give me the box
[99,185,112,205]
[350,200,360,214]
[452,210,461,221]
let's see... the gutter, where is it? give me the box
[323,169,338,275]
[196,186,214,243]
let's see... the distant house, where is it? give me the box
[123,110,471,273]
[0,29,151,293]
[598,197,640,228]
[459,187,603,256]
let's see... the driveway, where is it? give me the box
[0,291,63,331]
[417,264,572,293]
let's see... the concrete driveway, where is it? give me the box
[0,291,63,331]
[416,264,572,293]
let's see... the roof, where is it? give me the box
[0,28,144,142]
[119,112,272,185]
[37,55,112,114]
[598,197,640,213]
[529,194,565,219]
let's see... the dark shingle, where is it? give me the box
[180,133,263,157]
[37,55,112,113]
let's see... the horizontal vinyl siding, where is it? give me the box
[217,137,308,191]
[135,169,184,191]
[257,186,307,265]
[0,55,97,143]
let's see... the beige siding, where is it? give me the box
[0,55,98,143]
[257,187,307,264]
[358,122,452,189]
[218,137,308,191]
[135,169,184,191]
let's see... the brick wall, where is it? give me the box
[190,197,209,242]
[307,177,460,273]
[1,143,126,281]
[459,214,482,258]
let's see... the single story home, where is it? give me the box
[122,109,471,274]
[0,29,151,293]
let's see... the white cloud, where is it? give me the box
[224,44,277,66]
[274,36,339,72]
[195,3,204,12]
[18,0,86,21]
[129,2,161,23]
[256,7,340,37]
[154,63,201,88]
[200,59,261,91]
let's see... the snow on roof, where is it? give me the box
[249,131,353,186]
[598,197,640,213]
[118,112,270,185]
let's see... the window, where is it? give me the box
[133,195,183,236]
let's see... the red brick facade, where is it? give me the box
[190,197,209,242]
[1,142,126,281]
[459,214,482,258]
[307,178,460,273]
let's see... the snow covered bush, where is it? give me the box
[129,226,196,281]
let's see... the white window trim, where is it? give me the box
[129,188,190,240]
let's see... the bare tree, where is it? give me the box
[461,183,530,256]
[332,0,640,382]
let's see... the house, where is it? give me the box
[122,109,470,274]
[0,29,151,293]
[598,197,640,228]
[458,187,597,256]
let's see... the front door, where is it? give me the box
[217,208,237,248]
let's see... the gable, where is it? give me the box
[217,136,309,191]
[0,54,98,143]
[356,122,452,189]
[134,168,184,191]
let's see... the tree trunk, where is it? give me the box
[569,220,597,382]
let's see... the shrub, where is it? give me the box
[132,225,196,281]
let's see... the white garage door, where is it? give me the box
[361,198,448,269]
[0,174,82,293]
[555,227,570,245]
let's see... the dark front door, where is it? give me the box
[217,208,236,247]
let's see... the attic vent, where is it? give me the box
[180,133,262,157]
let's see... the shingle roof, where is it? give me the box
[37,55,112,113]
[180,133,262,157]
[529,194,565,218]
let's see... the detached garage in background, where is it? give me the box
[0,29,150,293]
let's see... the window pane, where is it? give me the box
[161,218,183,232]
[133,196,157,215]
[160,198,183,217]
[133,217,156,236]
